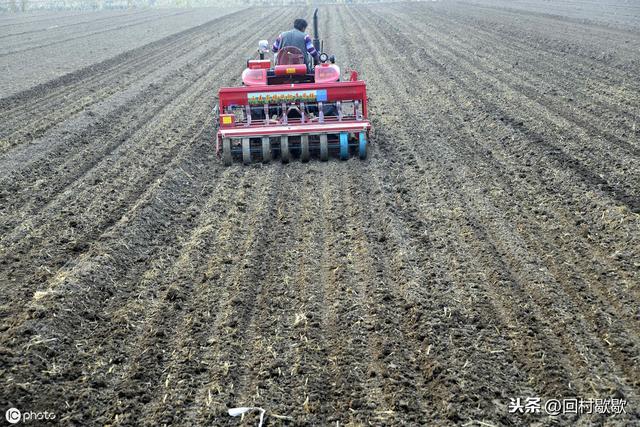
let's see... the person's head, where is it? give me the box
[294,18,308,32]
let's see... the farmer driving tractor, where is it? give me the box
[272,18,320,69]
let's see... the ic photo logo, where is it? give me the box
[5,407,56,424]
[5,408,21,424]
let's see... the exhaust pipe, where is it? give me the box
[313,8,320,53]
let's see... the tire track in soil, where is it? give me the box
[0,8,290,314]
[187,169,303,426]
[179,168,288,426]
[231,113,395,415]
[262,160,394,424]
[318,165,394,423]
[219,167,332,423]
[356,3,633,416]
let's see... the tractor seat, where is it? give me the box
[275,46,305,65]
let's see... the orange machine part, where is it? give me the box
[274,64,307,76]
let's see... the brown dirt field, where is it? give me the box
[0,6,243,97]
[1,1,639,426]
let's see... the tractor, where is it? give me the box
[215,9,370,165]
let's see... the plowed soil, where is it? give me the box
[0,6,242,96]
[1,1,639,426]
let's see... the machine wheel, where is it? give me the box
[358,132,367,160]
[319,134,328,161]
[300,135,310,162]
[280,136,290,163]
[242,138,251,165]
[223,138,232,166]
[339,132,349,160]
[261,137,271,163]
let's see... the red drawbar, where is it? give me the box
[274,64,307,76]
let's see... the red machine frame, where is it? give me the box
[216,80,371,153]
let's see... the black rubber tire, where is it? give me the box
[223,138,232,166]
[359,132,367,160]
[262,137,271,163]
[300,135,310,162]
[242,138,251,165]
[281,136,290,163]
[319,134,328,161]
